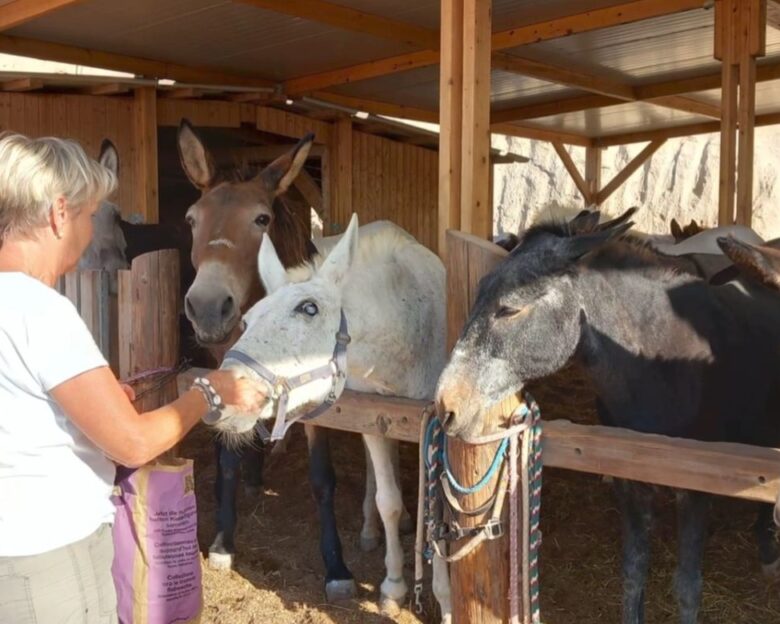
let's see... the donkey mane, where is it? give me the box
[520,217,694,280]
[285,220,417,283]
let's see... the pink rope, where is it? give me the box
[509,432,520,624]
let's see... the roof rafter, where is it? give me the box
[285,0,705,94]
[0,0,82,31]
[0,33,277,88]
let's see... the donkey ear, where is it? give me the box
[261,133,314,197]
[597,206,637,232]
[98,139,119,177]
[320,213,359,287]
[670,218,683,240]
[568,209,601,234]
[258,233,289,294]
[565,221,632,261]
[717,236,780,289]
[177,119,216,191]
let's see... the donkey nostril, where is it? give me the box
[221,295,235,320]
[439,410,455,430]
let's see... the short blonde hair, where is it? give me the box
[0,132,117,242]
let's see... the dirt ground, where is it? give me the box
[179,365,780,624]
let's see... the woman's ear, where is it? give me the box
[49,196,68,240]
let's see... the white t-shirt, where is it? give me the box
[0,272,116,556]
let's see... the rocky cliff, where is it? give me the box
[492,127,780,240]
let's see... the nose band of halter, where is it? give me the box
[221,310,350,442]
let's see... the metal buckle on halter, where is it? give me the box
[482,518,504,540]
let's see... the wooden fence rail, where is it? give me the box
[177,368,780,505]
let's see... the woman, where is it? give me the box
[0,133,265,623]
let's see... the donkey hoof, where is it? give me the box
[208,550,234,571]
[399,513,415,535]
[380,594,403,617]
[360,534,382,552]
[325,579,357,602]
[762,558,780,579]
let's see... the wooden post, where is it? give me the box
[585,145,601,206]
[329,118,353,234]
[447,230,525,623]
[715,0,765,226]
[460,0,492,240]
[118,250,180,413]
[133,87,159,223]
[438,0,464,257]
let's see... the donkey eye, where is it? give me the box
[496,305,529,320]
[255,214,271,227]
[295,301,319,317]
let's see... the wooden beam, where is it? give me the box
[177,369,780,505]
[133,87,159,223]
[438,0,464,257]
[160,87,209,99]
[492,122,592,147]
[492,94,616,123]
[650,95,721,119]
[286,0,704,93]
[717,0,739,226]
[78,82,130,96]
[0,77,42,91]
[215,144,326,162]
[491,0,704,50]
[227,91,278,103]
[491,51,634,99]
[553,142,590,203]
[459,0,492,240]
[330,118,352,233]
[595,139,665,205]
[233,0,438,49]
[310,91,439,123]
[0,33,276,89]
[593,111,780,147]
[0,0,83,31]
[585,146,601,205]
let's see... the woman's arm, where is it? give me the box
[50,366,264,468]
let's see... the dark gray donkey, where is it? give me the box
[436,209,780,624]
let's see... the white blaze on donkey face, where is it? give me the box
[215,215,359,436]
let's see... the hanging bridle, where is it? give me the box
[218,311,351,442]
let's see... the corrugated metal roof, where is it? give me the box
[8,0,417,80]
[513,101,709,138]
[6,0,780,141]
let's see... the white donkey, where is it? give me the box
[213,214,452,620]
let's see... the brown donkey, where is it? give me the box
[178,120,357,599]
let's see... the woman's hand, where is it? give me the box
[206,370,267,413]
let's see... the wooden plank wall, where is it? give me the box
[337,129,438,253]
[0,93,137,220]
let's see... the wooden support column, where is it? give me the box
[715,0,765,226]
[460,0,493,239]
[328,118,352,234]
[438,0,464,256]
[444,2,511,622]
[133,87,158,223]
[585,146,601,206]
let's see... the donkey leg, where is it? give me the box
[242,431,265,497]
[363,434,407,615]
[390,441,415,535]
[360,440,382,552]
[209,440,241,570]
[754,503,780,577]
[304,424,355,601]
[614,479,654,624]
[432,548,452,624]
[675,490,709,624]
